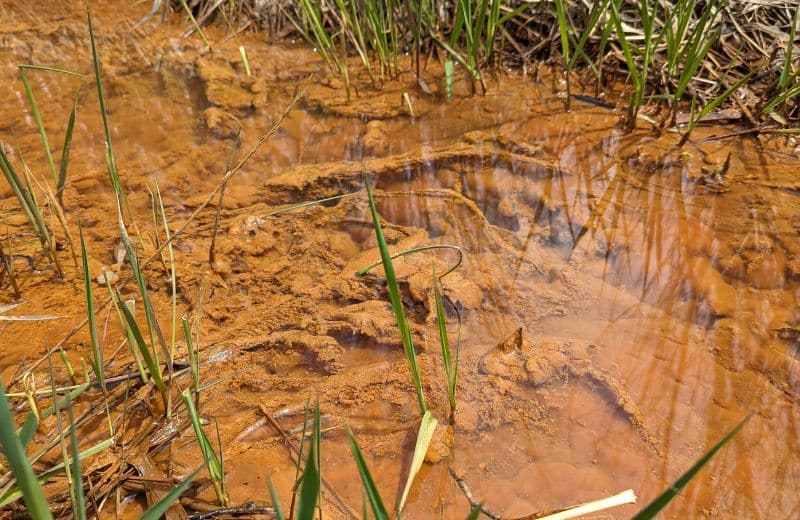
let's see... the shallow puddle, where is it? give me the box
[1,1,799,518]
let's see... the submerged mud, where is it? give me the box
[1,1,800,518]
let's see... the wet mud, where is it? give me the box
[1,0,799,518]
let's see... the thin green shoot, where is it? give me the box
[632,414,751,519]
[66,402,86,520]
[295,401,322,520]
[433,272,457,412]
[554,0,571,110]
[365,173,426,415]
[567,0,612,80]
[778,6,800,92]
[18,67,58,185]
[181,389,227,506]
[46,356,75,516]
[118,295,167,405]
[346,427,388,520]
[289,402,311,519]
[182,315,200,398]
[154,182,177,365]
[356,244,464,279]
[106,284,148,384]
[57,347,77,385]
[267,475,286,520]
[178,0,211,49]
[56,96,77,207]
[79,226,105,393]
[218,7,251,76]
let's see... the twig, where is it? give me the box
[449,467,502,520]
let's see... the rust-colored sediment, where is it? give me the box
[1,1,799,518]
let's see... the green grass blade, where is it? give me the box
[433,273,456,411]
[0,379,54,520]
[118,297,166,398]
[632,414,751,519]
[356,244,464,279]
[79,226,104,392]
[182,315,200,395]
[296,402,321,520]
[178,0,211,49]
[398,410,438,514]
[18,413,39,449]
[181,390,227,505]
[140,466,203,520]
[364,173,426,415]
[18,67,58,185]
[779,6,799,90]
[346,428,389,520]
[66,402,86,520]
[268,475,286,520]
[88,10,123,199]
[18,65,85,78]
[57,98,77,206]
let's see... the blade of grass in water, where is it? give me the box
[347,428,389,520]
[632,414,751,519]
[398,410,437,514]
[0,379,53,520]
[56,98,77,207]
[364,173,427,414]
[79,226,105,393]
[554,0,571,110]
[66,402,86,520]
[433,272,457,412]
[18,67,58,185]
[178,0,211,49]
[118,296,167,403]
[182,389,227,506]
[267,475,286,520]
[356,244,464,279]
[296,401,322,520]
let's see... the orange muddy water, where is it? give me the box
[1,1,799,518]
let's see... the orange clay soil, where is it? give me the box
[1,0,799,518]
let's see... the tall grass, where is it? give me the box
[364,174,426,414]
[0,143,63,277]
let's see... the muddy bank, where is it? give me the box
[1,0,799,518]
